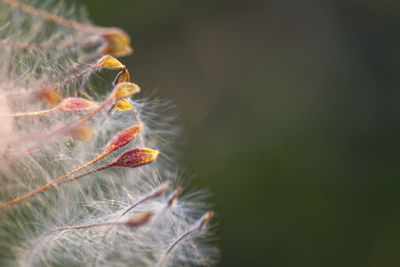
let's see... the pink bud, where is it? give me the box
[59,97,97,112]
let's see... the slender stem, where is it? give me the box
[121,197,150,217]
[0,51,102,94]
[1,92,114,147]
[161,211,213,263]
[0,91,115,171]
[56,165,111,186]
[56,221,120,231]
[0,153,108,207]
[69,95,115,126]
[166,228,198,255]
[3,60,98,98]
[131,107,145,147]
[36,51,104,89]
[0,107,58,118]
[0,149,39,157]
[0,39,101,50]
[38,64,98,93]
[92,182,171,267]
[2,0,105,34]
[25,221,123,267]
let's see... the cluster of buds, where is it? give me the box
[0,0,217,266]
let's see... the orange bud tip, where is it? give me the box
[111,148,159,168]
[113,82,141,98]
[105,125,142,154]
[153,181,172,197]
[167,187,182,207]
[68,125,93,141]
[113,68,131,86]
[58,97,97,112]
[125,211,154,227]
[198,211,214,230]
[36,88,62,105]
[97,55,125,70]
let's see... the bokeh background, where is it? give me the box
[82,1,400,266]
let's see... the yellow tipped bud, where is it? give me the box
[101,30,133,57]
[115,98,133,111]
[114,82,140,98]
[97,55,125,69]
[111,148,159,168]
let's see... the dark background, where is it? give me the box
[82,1,400,266]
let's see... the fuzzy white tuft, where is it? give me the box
[0,0,218,266]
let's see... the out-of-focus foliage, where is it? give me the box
[84,0,400,266]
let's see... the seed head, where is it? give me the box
[0,1,218,266]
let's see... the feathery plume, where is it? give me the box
[0,0,218,266]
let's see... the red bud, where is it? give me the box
[111,148,159,168]
[105,125,142,154]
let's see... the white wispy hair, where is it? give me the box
[0,0,218,266]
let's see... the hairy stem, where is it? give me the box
[0,155,109,207]
[2,0,104,34]
[0,107,58,118]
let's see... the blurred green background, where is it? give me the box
[82,1,400,266]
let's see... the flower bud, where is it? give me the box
[125,211,154,227]
[37,88,62,105]
[97,55,125,69]
[101,30,133,57]
[111,148,159,168]
[104,125,142,154]
[58,97,97,112]
[115,99,133,111]
[197,211,214,230]
[113,82,140,98]
[69,124,93,141]
[113,69,130,86]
